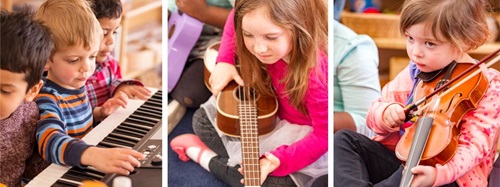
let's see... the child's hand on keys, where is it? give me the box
[94,92,128,121]
[115,84,151,100]
[81,147,145,175]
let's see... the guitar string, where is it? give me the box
[239,86,260,185]
[251,86,259,185]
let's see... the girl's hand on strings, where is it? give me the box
[238,152,280,185]
[259,152,280,184]
[409,165,436,187]
[209,62,244,97]
[382,104,406,129]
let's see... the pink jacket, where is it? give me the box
[216,9,328,176]
[367,63,500,186]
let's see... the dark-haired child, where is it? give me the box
[0,9,54,187]
[86,0,151,122]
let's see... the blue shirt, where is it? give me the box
[334,20,381,138]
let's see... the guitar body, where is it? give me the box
[216,81,278,137]
[203,42,278,137]
[167,9,203,93]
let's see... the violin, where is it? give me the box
[396,49,500,187]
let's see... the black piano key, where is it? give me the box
[127,113,160,124]
[127,114,157,124]
[133,109,162,120]
[153,90,162,96]
[63,170,102,181]
[113,127,145,138]
[135,107,162,118]
[142,99,162,106]
[117,124,149,134]
[98,140,131,149]
[52,178,81,187]
[61,171,97,183]
[150,92,162,100]
[137,105,162,116]
[71,167,106,178]
[102,137,135,148]
[96,142,113,148]
[108,130,141,141]
[121,120,153,130]
[109,130,142,141]
[143,102,161,110]
[105,134,138,145]
[98,141,125,149]
[143,99,161,108]
[130,111,161,124]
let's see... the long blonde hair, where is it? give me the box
[234,0,327,113]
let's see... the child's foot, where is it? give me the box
[170,134,216,164]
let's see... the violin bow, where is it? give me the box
[404,48,500,119]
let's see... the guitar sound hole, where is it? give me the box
[234,86,258,101]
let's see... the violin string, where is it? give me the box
[422,96,441,116]
[407,50,500,114]
[415,55,500,114]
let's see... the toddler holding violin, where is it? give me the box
[334,0,500,186]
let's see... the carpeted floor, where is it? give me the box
[168,107,230,187]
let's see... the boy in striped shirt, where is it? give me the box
[34,0,144,176]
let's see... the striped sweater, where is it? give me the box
[35,79,93,167]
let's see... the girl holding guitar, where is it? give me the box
[171,0,328,186]
[334,0,500,186]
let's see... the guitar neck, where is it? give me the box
[239,100,261,187]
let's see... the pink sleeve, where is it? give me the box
[366,65,413,135]
[216,9,236,65]
[433,70,500,186]
[269,56,328,176]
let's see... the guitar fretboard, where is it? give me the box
[239,91,261,187]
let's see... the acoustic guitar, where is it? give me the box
[167,9,203,93]
[203,42,278,186]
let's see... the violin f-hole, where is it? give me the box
[440,92,463,113]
